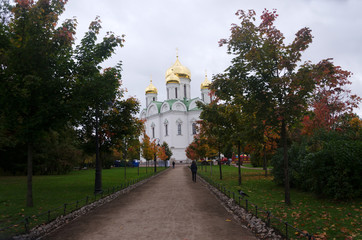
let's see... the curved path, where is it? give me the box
[43,166,257,240]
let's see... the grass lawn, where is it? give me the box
[198,165,361,240]
[0,166,165,238]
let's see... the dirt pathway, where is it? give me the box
[42,166,257,240]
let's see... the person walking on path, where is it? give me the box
[190,160,197,182]
[172,160,175,168]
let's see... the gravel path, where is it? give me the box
[41,166,257,240]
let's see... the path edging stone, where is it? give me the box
[12,169,169,240]
[198,175,283,240]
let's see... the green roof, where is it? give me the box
[148,98,201,113]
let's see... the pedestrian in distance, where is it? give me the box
[172,161,175,168]
[190,160,197,182]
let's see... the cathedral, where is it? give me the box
[140,55,212,163]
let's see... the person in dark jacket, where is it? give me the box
[190,160,198,182]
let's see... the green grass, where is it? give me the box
[0,166,165,238]
[198,165,361,240]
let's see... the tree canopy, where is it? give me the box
[209,9,360,204]
[0,0,141,207]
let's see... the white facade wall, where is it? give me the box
[141,99,202,163]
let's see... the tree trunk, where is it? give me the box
[124,160,127,179]
[94,108,102,194]
[281,119,291,205]
[218,144,222,180]
[238,140,241,185]
[27,142,34,207]
[263,144,268,177]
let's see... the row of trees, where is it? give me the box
[0,0,143,206]
[140,133,173,170]
[187,9,361,203]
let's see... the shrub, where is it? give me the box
[271,134,362,199]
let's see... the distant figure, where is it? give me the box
[172,161,175,168]
[190,160,198,182]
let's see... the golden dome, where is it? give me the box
[145,79,158,94]
[201,72,211,90]
[165,57,191,80]
[165,70,180,84]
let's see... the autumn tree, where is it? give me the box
[302,59,361,135]
[213,9,317,204]
[157,145,168,168]
[0,0,78,207]
[141,133,154,172]
[197,101,233,180]
[161,141,173,161]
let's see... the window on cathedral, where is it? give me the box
[153,97,155,101]
[202,93,204,101]
[177,123,181,135]
[192,123,197,135]
[152,126,155,138]
[167,88,169,99]
[175,88,178,98]
[165,124,168,136]
[184,84,186,98]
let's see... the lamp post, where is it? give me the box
[94,107,102,194]
[154,138,160,173]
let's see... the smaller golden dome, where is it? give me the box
[145,79,158,94]
[166,70,180,84]
[201,72,211,90]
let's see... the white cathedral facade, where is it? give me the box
[140,56,212,163]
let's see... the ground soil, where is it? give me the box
[42,165,257,240]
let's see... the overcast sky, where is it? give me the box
[59,0,362,116]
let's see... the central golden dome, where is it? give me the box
[165,71,180,84]
[165,57,191,81]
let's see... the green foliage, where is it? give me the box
[250,146,263,167]
[33,127,83,175]
[161,141,172,160]
[272,132,362,199]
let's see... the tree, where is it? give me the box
[1,0,77,207]
[72,15,125,194]
[157,145,168,168]
[198,101,233,180]
[302,59,361,135]
[161,141,173,161]
[0,0,125,205]
[141,133,153,172]
[213,9,317,204]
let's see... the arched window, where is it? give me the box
[184,84,187,98]
[175,88,178,98]
[167,88,169,99]
[192,122,197,135]
[165,124,168,136]
[202,93,204,102]
[152,126,155,138]
[153,97,155,101]
[177,123,181,135]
